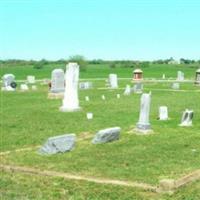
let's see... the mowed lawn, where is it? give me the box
[0,65,200,199]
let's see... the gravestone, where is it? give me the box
[124,85,131,95]
[87,112,93,120]
[60,63,80,112]
[85,96,90,101]
[177,71,184,81]
[27,75,36,84]
[92,127,121,144]
[101,95,105,100]
[50,69,65,93]
[162,74,166,79]
[20,84,29,91]
[108,74,118,89]
[159,106,168,120]
[171,83,180,90]
[39,134,76,155]
[117,94,120,99]
[179,109,193,126]
[2,74,16,91]
[32,85,37,90]
[136,93,151,132]
[79,82,93,90]
[133,82,143,94]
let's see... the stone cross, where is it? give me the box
[179,109,193,126]
[51,69,65,93]
[136,93,151,131]
[60,63,80,112]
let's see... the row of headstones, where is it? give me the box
[1,74,36,91]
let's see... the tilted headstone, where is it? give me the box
[2,74,16,91]
[171,83,180,90]
[124,85,131,95]
[179,109,193,126]
[136,93,151,131]
[159,106,168,120]
[108,74,118,89]
[133,82,143,94]
[20,84,29,91]
[92,127,121,144]
[27,75,36,84]
[79,82,93,90]
[60,63,80,112]
[177,71,184,81]
[39,134,76,155]
[51,69,65,93]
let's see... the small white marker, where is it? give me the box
[101,95,105,100]
[85,96,90,101]
[117,94,120,99]
[87,112,93,120]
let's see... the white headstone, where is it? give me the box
[20,84,29,91]
[27,75,35,84]
[79,82,93,90]
[177,71,184,81]
[136,93,151,131]
[159,106,168,120]
[101,95,105,100]
[85,96,90,101]
[51,69,65,93]
[60,63,80,112]
[117,94,120,99]
[172,83,180,90]
[179,109,193,126]
[2,74,15,87]
[87,112,93,120]
[109,74,118,89]
[124,85,131,95]
[162,74,166,79]
[133,82,143,94]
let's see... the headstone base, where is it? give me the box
[48,92,64,99]
[59,106,81,112]
[134,128,153,135]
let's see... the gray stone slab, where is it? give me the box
[92,127,121,144]
[39,134,76,155]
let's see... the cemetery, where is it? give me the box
[1,61,200,199]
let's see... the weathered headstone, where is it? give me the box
[2,74,16,91]
[136,93,151,132]
[20,84,29,91]
[39,134,76,155]
[60,63,80,112]
[27,75,36,84]
[133,82,143,94]
[50,69,65,93]
[171,83,180,90]
[79,82,93,90]
[108,74,118,89]
[177,71,184,81]
[179,109,193,126]
[159,106,168,120]
[92,127,121,144]
[124,85,131,95]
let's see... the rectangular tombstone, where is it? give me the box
[136,93,151,131]
[109,74,118,89]
[133,82,143,93]
[171,83,180,90]
[50,69,65,93]
[177,71,184,81]
[179,109,193,126]
[79,82,93,90]
[159,106,168,120]
[27,75,36,84]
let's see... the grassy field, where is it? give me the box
[1,64,200,199]
[0,63,199,79]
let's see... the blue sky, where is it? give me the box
[0,0,200,60]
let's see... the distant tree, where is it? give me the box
[109,63,116,68]
[68,55,87,71]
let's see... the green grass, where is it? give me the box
[1,65,200,199]
[0,63,199,79]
